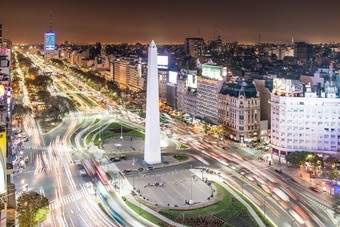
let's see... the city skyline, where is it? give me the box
[2,0,340,44]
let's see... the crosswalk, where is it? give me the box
[49,189,86,211]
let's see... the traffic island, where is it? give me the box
[130,169,217,209]
[159,183,260,227]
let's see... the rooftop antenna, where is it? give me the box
[49,10,53,32]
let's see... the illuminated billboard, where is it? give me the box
[187,74,197,88]
[0,84,5,96]
[45,32,55,51]
[169,71,178,84]
[0,132,6,194]
[157,56,168,69]
[202,64,223,80]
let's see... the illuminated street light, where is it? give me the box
[120,123,123,140]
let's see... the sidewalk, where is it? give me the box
[125,194,183,227]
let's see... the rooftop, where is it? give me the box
[219,80,258,98]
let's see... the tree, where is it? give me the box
[307,154,324,168]
[36,90,51,103]
[285,151,309,166]
[326,156,338,168]
[329,169,339,181]
[12,104,32,127]
[44,96,76,122]
[17,191,49,227]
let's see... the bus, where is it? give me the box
[95,165,109,185]
[81,159,96,177]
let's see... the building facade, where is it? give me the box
[177,70,198,117]
[270,78,340,163]
[111,57,146,90]
[218,80,260,142]
[197,64,226,124]
[184,38,205,58]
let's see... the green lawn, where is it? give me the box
[173,155,189,161]
[93,122,144,146]
[227,182,274,227]
[179,144,189,149]
[122,197,163,225]
[92,118,100,125]
[85,119,101,144]
[160,183,259,227]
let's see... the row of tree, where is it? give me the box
[285,151,323,167]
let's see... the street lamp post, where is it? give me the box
[263,195,269,218]
[120,123,123,140]
[291,220,296,226]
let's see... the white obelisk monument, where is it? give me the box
[144,40,161,164]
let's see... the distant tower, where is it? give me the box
[144,40,161,164]
[291,36,294,45]
[49,10,53,33]
[0,24,2,47]
[258,33,261,44]
[44,10,56,51]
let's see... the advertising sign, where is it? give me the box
[44,32,55,51]
[157,56,168,69]
[202,64,222,80]
[187,74,197,88]
[0,132,7,194]
[169,71,177,84]
[0,84,5,96]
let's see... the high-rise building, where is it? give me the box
[177,70,198,117]
[270,78,340,163]
[197,63,227,124]
[111,57,146,91]
[44,11,57,59]
[218,80,260,142]
[184,38,205,58]
[0,40,14,226]
[144,41,161,164]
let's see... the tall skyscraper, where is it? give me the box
[144,40,161,164]
[44,11,55,51]
[0,24,2,46]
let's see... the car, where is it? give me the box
[274,169,283,173]
[137,168,144,172]
[120,155,127,160]
[110,156,121,162]
[230,165,237,171]
[145,166,154,171]
[310,187,321,193]
[237,169,245,175]
[123,169,132,173]
[162,161,169,165]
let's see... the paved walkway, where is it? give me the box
[125,194,183,227]
[190,169,267,227]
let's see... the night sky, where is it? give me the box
[1,0,340,44]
